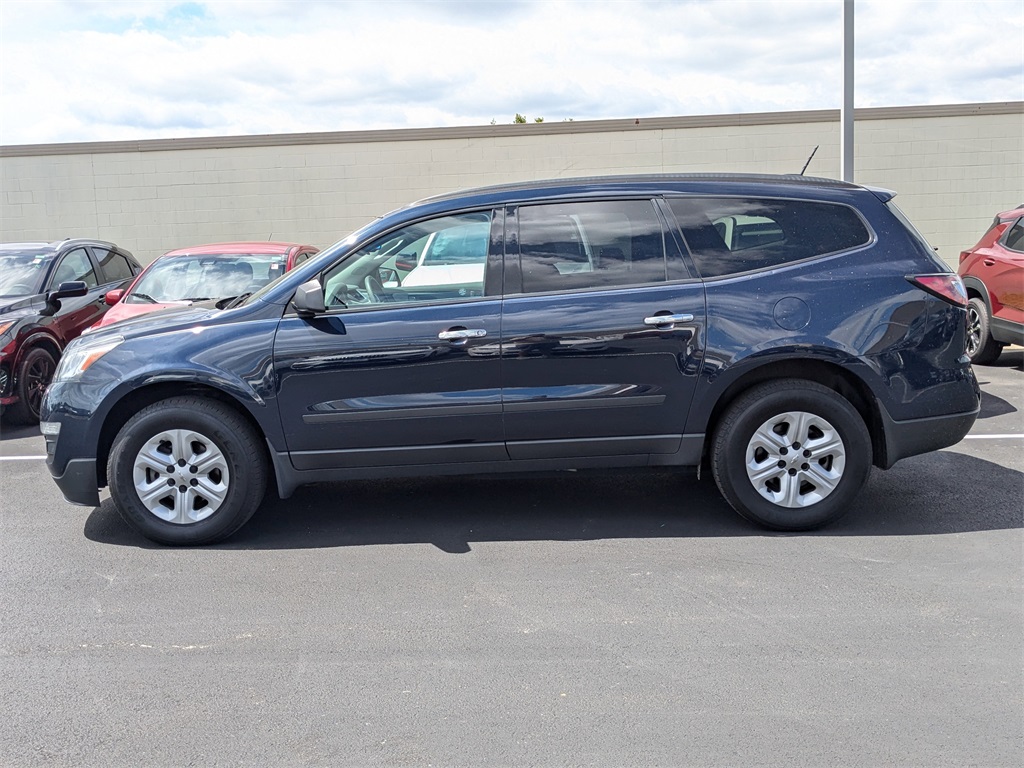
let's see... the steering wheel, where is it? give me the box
[8,283,34,294]
[363,275,386,303]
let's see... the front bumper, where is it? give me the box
[46,455,101,507]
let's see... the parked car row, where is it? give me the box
[38,174,982,545]
[1,240,317,423]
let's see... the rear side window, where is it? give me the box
[94,248,136,282]
[518,200,667,293]
[668,197,870,278]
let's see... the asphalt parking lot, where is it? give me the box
[1,353,1021,768]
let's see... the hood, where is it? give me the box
[0,294,43,317]
[84,303,223,342]
[91,300,197,330]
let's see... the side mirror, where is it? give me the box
[292,279,326,316]
[105,289,125,306]
[379,267,400,287]
[41,280,88,317]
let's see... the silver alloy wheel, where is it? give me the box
[744,410,846,508]
[131,428,230,524]
[966,303,983,356]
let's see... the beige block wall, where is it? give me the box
[1,103,1021,267]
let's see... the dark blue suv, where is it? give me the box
[40,175,980,545]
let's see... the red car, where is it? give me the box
[958,206,1024,364]
[93,241,319,329]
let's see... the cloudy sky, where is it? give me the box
[1,0,1021,146]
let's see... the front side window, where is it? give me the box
[518,200,667,293]
[670,197,871,278]
[50,249,98,288]
[322,212,491,310]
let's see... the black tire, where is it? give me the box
[5,347,56,425]
[966,297,1003,365]
[107,397,267,545]
[711,379,872,531]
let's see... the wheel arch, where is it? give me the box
[13,332,62,372]
[702,357,886,469]
[961,275,992,307]
[96,382,272,490]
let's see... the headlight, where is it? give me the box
[0,320,14,337]
[53,335,124,383]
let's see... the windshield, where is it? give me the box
[128,254,287,303]
[0,252,52,297]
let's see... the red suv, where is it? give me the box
[958,206,1024,364]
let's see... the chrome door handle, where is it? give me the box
[643,313,694,326]
[438,328,487,340]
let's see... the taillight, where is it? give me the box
[907,274,968,307]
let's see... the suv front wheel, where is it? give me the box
[107,397,267,545]
[711,379,872,530]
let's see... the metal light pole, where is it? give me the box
[841,0,855,181]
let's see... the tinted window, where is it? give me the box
[1003,218,1024,253]
[518,200,667,293]
[322,212,490,309]
[669,198,870,278]
[95,248,135,282]
[50,248,98,288]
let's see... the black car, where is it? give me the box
[0,239,141,424]
[41,175,980,545]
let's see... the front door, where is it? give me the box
[274,210,507,471]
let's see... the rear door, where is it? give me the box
[500,198,706,462]
[988,217,1024,328]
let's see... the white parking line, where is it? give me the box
[963,434,1024,439]
[0,455,47,461]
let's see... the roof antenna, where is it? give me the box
[800,145,819,176]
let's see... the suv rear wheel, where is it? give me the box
[711,379,871,530]
[966,296,1003,364]
[107,397,267,545]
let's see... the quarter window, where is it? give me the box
[322,212,491,309]
[1003,218,1024,253]
[518,200,667,293]
[669,198,871,278]
[50,248,98,288]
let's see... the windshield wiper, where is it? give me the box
[221,292,248,309]
[132,292,159,304]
